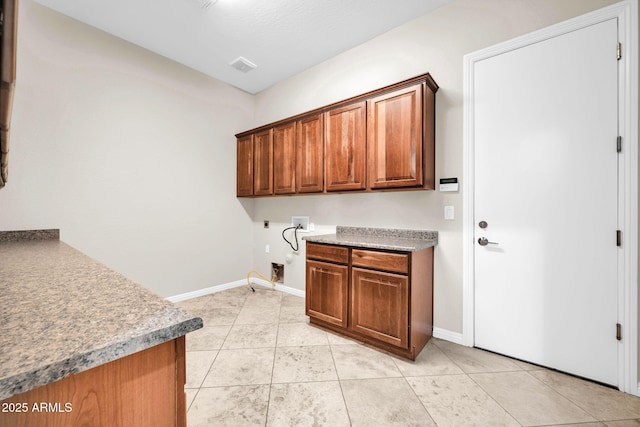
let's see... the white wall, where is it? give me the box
[251,0,620,335]
[0,1,256,297]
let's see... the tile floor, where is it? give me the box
[177,286,640,427]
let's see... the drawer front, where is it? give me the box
[306,242,349,264]
[352,249,408,274]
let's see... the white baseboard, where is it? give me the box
[433,327,465,346]
[166,279,246,302]
[167,278,305,303]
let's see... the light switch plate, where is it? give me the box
[444,206,455,220]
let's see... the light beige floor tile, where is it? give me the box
[407,374,519,426]
[276,322,329,346]
[278,304,308,323]
[195,306,241,326]
[185,388,198,410]
[470,371,596,426]
[235,305,281,325]
[243,287,283,307]
[434,339,523,373]
[221,323,278,349]
[272,345,338,383]
[267,381,350,427]
[529,370,640,421]
[209,290,249,308]
[187,385,269,427]
[341,377,436,427]
[185,350,217,388]
[176,295,216,312]
[281,293,305,307]
[331,344,402,380]
[202,348,275,387]
[546,423,606,427]
[186,325,231,351]
[605,421,640,426]
[393,341,464,376]
[327,331,361,345]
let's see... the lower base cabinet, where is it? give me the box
[305,242,433,360]
[0,337,187,427]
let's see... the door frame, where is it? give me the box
[462,1,638,395]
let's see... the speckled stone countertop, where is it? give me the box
[303,226,438,252]
[0,231,203,401]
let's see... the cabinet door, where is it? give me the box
[351,267,409,348]
[296,114,323,193]
[324,102,366,191]
[367,83,423,189]
[236,135,253,196]
[253,129,273,196]
[306,260,348,327]
[273,122,296,194]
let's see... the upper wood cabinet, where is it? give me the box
[273,121,296,194]
[367,83,424,190]
[253,129,273,196]
[236,135,253,197]
[296,114,324,193]
[235,73,438,197]
[324,101,366,192]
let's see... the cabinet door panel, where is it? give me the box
[351,268,409,348]
[236,135,253,196]
[325,102,366,191]
[306,260,348,327]
[273,122,296,194]
[296,114,324,193]
[367,83,423,189]
[254,129,273,195]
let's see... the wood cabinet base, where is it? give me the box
[309,317,430,360]
[0,337,186,427]
[305,242,434,361]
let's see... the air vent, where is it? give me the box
[230,57,257,73]
[196,0,217,9]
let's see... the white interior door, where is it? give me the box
[473,18,619,386]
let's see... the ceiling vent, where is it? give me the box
[196,0,217,10]
[230,57,257,73]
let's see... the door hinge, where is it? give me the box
[616,230,622,247]
[617,42,622,60]
[616,323,622,341]
[617,136,622,153]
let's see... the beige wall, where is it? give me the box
[0,0,625,325]
[0,1,256,297]
[251,0,620,335]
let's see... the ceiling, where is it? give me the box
[32,0,453,94]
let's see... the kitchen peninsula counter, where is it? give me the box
[0,230,202,426]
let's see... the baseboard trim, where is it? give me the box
[433,327,465,346]
[166,279,305,302]
[166,280,246,302]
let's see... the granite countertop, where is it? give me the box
[0,230,203,401]
[303,226,438,252]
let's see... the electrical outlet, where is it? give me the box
[291,216,310,232]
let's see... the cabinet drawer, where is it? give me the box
[306,242,349,264]
[352,249,408,274]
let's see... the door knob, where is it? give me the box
[478,237,498,246]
